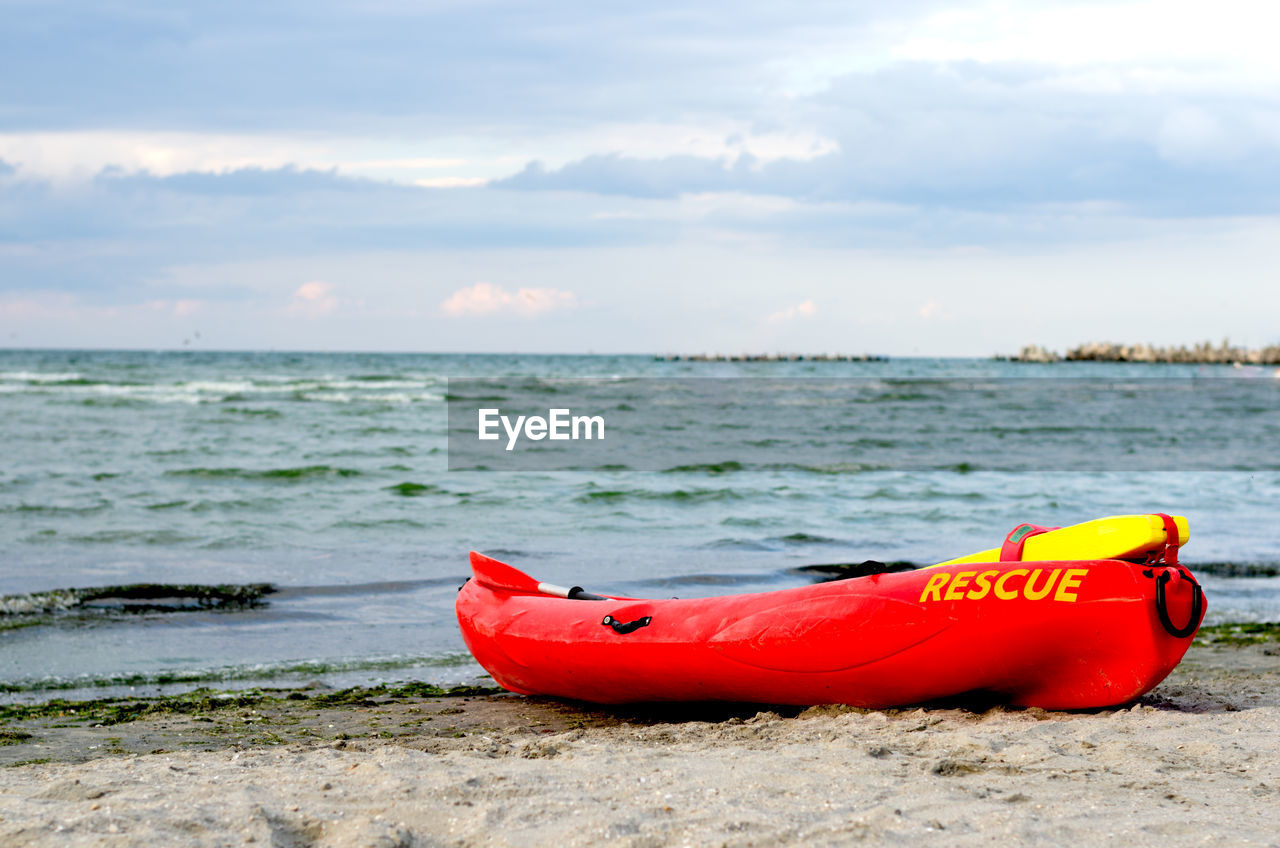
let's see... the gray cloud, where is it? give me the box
[0,165,679,298]
[498,155,750,199]
[495,62,1280,217]
[95,165,375,196]
[5,2,1280,324]
[0,0,943,132]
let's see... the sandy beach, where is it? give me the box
[1,636,1277,847]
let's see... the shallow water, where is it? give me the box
[2,350,1278,699]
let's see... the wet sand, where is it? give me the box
[1,640,1277,846]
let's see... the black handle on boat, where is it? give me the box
[602,615,652,634]
[1154,570,1203,639]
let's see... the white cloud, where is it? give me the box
[348,158,467,170]
[141,299,205,317]
[574,123,838,165]
[0,131,331,183]
[288,281,339,317]
[890,0,1280,84]
[919,299,942,320]
[0,293,80,321]
[413,177,490,188]
[440,282,578,317]
[766,299,816,324]
[0,293,210,339]
[1156,107,1234,164]
[0,131,500,186]
[0,122,837,187]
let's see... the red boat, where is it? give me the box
[456,518,1205,709]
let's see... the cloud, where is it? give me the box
[0,1,931,133]
[0,292,76,320]
[1156,107,1242,166]
[496,154,750,199]
[440,282,577,317]
[288,281,339,316]
[766,299,816,324]
[892,0,1280,71]
[172,299,203,317]
[413,177,489,189]
[0,164,676,298]
[97,164,375,196]
[0,130,512,187]
[490,60,1280,218]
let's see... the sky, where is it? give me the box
[2,0,1279,355]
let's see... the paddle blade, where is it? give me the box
[469,551,542,594]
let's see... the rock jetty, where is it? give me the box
[1003,341,1280,365]
[655,353,889,362]
[1006,344,1061,363]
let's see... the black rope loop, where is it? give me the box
[1155,570,1203,639]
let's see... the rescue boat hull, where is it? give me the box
[456,554,1204,709]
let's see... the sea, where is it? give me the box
[2,349,1279,702]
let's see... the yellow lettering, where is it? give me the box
[967,570,997,600]
[919,572,950,602]
[994,569,1029,600]
[1054,568,1089,602]
[944,571,976,601]
[1023,568,1061,601]
[920,568,1083,603]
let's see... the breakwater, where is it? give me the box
[1006,341,1280,364]
[655,353,889,362]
